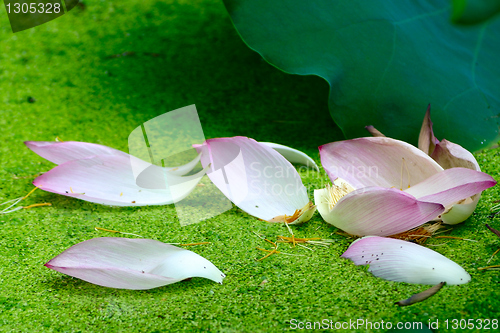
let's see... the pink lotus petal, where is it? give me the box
[45,237,225,290]
[314,187,444,236]
[25,141,124,165]
[404,167,496,208]
[319,137,443,189]
[341,236,471,285]
[33,154,206,206]
[195,137,309,221]
[431,139,481,171]
[418,105,440,155]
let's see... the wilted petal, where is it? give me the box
[314,186,444,236]
[418,105,440,155]
[260,142,319,171]
[404,167,496,208]
[431,139,481,171]
[33,154,206,206]
[341,236,471,285]
[195,137,310,221]
[45,237,225,290]
[319,137,443,189]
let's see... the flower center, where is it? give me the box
[325,182,354,210]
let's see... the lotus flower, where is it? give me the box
[45,237,225,290]
[195,137,317,224]
[341,236,471,285]
[314,113,496,235]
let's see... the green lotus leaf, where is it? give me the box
[223,0,500,151]
[452,0,500,24]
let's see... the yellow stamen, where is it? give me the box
[487,248,500,264]
[94,227,143,238]
[23,203,52,209]
[478,264,500,271]
[23,186,40,200]
[324,183,353,210]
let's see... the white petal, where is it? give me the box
[45,237,225,290]
[342,236,471,285]
[441,194,480,225]
[195,137,310,221]
[260,142,319,171]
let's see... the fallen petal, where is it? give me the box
[45,237,225,290]
[195,137,310,221]
[341,236,471,285]
[314,186,444,236]
[260,142,319,171]
[25,141,123,165]
[26,140,201,177]
[395,282,445,306]
[33,154,206,206]
[431,139,481,171]
[319,137,443,189]
[404,167,496,208]
[418,105,440,156]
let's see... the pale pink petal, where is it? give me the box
[404,167,496,208]
[418,105,440,155]
[33,154,206,206]
[341,236,471,285]
[431,139,481,171]
[25,141,123,165]
[319,137,443,189]
[314,187,444,236]
[45,237,225,290]
[260,142,319,171]
[195,137,309,221]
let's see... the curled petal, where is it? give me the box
[418,105,440,155]
[33,154,206,206]
[431,139,481,171]
[195,137,310,221]
[404,167,496,208]
[25,141,123,165]
[341,236,471,285]
[45,237,225,290]
[314,187,444,236]
[260,142,319,171]
[319,137,443,189]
